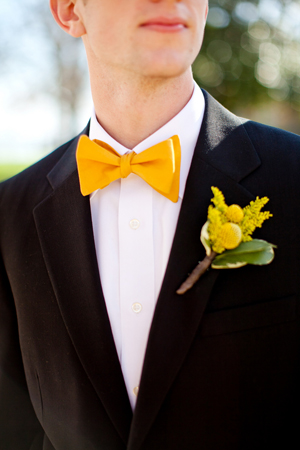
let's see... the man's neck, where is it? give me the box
[89,67,194,149]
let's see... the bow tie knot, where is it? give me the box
[120,151,135,178]
[76,135,181,202]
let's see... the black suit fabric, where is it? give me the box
[0,91,299,450]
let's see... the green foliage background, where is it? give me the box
[193,0,300,121]
[0,165,29,182]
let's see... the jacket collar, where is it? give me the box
[47,123,89,190]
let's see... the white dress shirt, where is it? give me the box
[89,82,205,409]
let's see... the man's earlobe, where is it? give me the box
[50,0,86,38]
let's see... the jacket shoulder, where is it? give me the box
[242,119,300,155]
[0,130,85,211]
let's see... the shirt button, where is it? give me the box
[132,303,142,314]
[133,386,139,396]
[129,219,140,230]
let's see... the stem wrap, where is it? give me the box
[176,251,217,295]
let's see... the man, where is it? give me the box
[0,0,299,449]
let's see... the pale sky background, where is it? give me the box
[0,0,300,164]
[0,0,91,164]
[0,87,91,163]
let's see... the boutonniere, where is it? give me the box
[177,187,276,294]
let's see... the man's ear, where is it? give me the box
[205,2,209,21]
[50,0,86,38]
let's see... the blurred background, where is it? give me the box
[1,0,300,180]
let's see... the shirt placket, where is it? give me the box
[118,174,155,409]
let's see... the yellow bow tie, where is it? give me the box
[76,135,181,202]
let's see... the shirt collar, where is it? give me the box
[89,81,205,199]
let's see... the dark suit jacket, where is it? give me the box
[0,91,299,450]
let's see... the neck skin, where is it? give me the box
[87,60,194,150]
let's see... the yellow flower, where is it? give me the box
[219,223,242,249]
[207,187,272,253]
[226,204,244,223]
[211,187,228,214]
[207,206,225,253]
[241,197,273,242]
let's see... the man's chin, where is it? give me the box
[134,58,192,80]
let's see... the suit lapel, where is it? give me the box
[128,91,261,449]
[33,130,132,444]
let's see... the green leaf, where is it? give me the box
[211,239,276,269]
[200,221,212,256]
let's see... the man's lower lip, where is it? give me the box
[141,23,186,32]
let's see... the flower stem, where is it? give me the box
[176,251,217,295]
